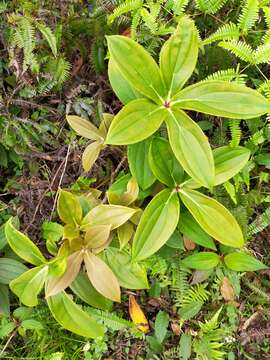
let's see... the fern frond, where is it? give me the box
[182,284,210,305]
[248,207,270,236]
[229,119,241,147]
[108,0,143,23]
[263,6,270,29]
[171,262,190,302]
[172,0,189,15]
[35,22,57,57]
[238,0,259,33]
[254,43,270,64]
[218,40,254,63]
[195,0,228,14]
[87,308,134,331]
[140,7,158,34]
[130,10,140,39]
[199,308,222,334]
[13,17,36,71]
[44,57,71,85]
[205,68,247,85]
[203,23,240,45]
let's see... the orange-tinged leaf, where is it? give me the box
[220,276,235,302]
[183,235,196,250]
[46,251,83,297]
[129,295,149,333]
[84,251,121,302]
[84,225,111,251]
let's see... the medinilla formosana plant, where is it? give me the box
[3,16,270,338]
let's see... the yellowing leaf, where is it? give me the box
[220,277,235,301]
[117,221,134,249]
[46,251,83,298]
[5,218,46,266]
[99,113,114,138]
[82,205,137,230]
[129,295,149,333]
[66,115,103,141]
[84,224,111,251]
[82,141,103,172]
[84,251,121,302]
[57,190,82,226]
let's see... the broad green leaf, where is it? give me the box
[82,204,136,230]
[160,17,199,95]
[149,137,184,187]
[117,221,134,249]
[179,301,203,320]
[155,311,169,344]
[82,141,103,171]
[178,212,216,250]
[57,190,82,226]
[172,81,270,119]
[66,115,103,141]
[0,224,7,251]
[10,265,48,307]
[0,284,9,316]
[5,219,46,266]
[108,59,143,104]
[179,333,192,360]
[42,221,63,256]
[182,252,220,270]
[185,145,251,188]
[128,138,156,190]
[84,224,111,251]
[47,291,104,338]
[180,188,244,247]
[106,99,167,145]
[104,247,149,289]
[0,258,28,284]
[84,251,121,302]
[166,230,184,250]
[46,251,83,297]
[213,146,251,185]
[70,271,113,311]
[132,189,180,261]
[107,35,165,103]
[224,252,268,272]
[166,109,214,189]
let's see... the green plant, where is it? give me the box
[4,189,148,338]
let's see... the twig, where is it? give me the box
[0,329,17,358]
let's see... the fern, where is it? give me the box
[13,17,37,72]
[44,57,71,84]
[218,40,254,63]
[254,43,270,64]
[238,0,259,33]
[108,0,143,23]
[203,23,240,45]
[35,22,57,57]
[171,262,190,303]
[131,10,141,38]
[195,0,228,14]
[205,68,247,85]
[247,207,270,236]
[193,308,225,360]
[171,0,189,15]
[229,119,241,147]
[140,7,158,34]
[87,308,135,331]
[182,284,210,305]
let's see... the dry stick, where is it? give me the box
[102,156,127,204]
[50,144,71,220]
[0,329,17,358]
